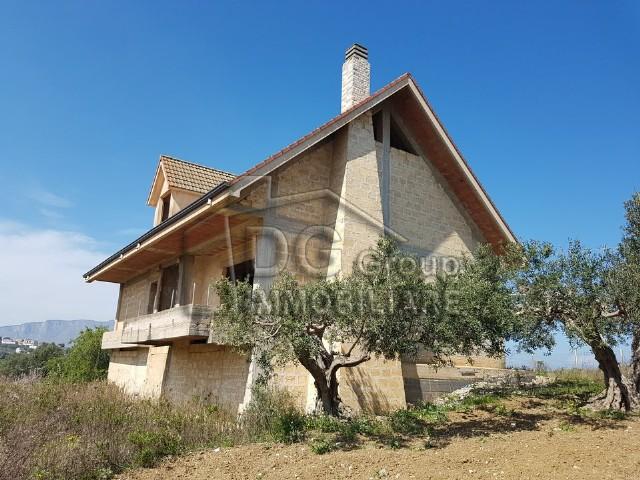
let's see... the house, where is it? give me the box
[85,45,515,413]
[1,337,16,345]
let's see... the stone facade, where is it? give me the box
[102,47,511,413]
[105,114,508,413]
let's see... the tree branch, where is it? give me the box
[328,352,371,378]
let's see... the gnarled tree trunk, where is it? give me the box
[588,343,640,411]
[313,370,342,416]
[296,347,370,416]
[631,327,640,395]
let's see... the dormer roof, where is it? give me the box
[147,155,235,206]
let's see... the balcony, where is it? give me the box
[101,329,137,350]
[101,305,214,349]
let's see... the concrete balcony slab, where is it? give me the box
[101,329,138,350]
[98,304,214,349]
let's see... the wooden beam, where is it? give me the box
[382,106,391,228]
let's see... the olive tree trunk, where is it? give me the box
[588,343,640,411]
[297,349,370,416]
[631,328,640,395]
[312,371,341,416]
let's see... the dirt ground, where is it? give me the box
[119,396,640,480]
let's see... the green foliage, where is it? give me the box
[388,409,425,435]
[271,410,306,443]
[48,328,110,382]
[306,414,343,433]
[510,240,629,351]
[0,379,245,479]
[215,237,517,415]
[595,409,627,420]
[0,328,109,383]
[309,435,335,454]
[457,392,502,409]
[412,403,449,424]
[128,430,182,467]
[241,387,306,443]
[0,343,64,378]
[525,378,603,402]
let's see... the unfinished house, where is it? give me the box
[86,44,516,413]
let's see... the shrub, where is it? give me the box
[49,328,110,382]
[271,410,306,443]
[306,414,343,433]
[413,403,448,424]
[0,343,64,378]
[0,378,242,479]
[309,435,334,455]
[128,430,182,467]
[388,409,424,435]
[241,387,306,443]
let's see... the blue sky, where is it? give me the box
[1,1,638,366]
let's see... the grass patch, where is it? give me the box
[309,435,335,455]
[2,370,625,472]
[0,378,300,479]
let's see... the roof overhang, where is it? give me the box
[147,160,166,207]
[85,73,515,283]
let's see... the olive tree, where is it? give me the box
[611,192,640,394]
[512,240,639,411]
[214,238,515,416]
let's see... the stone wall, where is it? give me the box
[119,271,160,322]
[387,143,484,256]
[107,348,149,396]
[162,340,250,409]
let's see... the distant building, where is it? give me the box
[1,337,16,345]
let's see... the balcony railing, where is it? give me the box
[101,305,214,349]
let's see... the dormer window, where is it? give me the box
[160,194,171,222]
[148,155,235,227]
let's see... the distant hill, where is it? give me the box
[0,320,112,346]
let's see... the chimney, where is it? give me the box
[341,44,370,113]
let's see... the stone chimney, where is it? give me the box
[341,44,370,113]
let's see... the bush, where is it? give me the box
[0,343,64,378]
[0,378,242,479]
[128,430,183,467]
[49,328,110,382]
[241,387,306,443]
[309,435,334,455]
[388,409,424,435]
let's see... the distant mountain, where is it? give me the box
[0,319,112,346]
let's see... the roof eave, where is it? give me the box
[405,76,516,244]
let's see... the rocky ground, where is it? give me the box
[118,394,639,480]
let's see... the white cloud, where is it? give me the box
[0,221,118,326]
[27,188,73,209]
[39,208,64,220]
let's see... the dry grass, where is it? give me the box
[0,369,621,480]
[550,367,605,384]
[0,377,289,480]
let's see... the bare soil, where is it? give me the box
[118,396,640,480]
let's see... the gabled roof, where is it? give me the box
[147,155,235,205]
[227,73,516,246]
[85,73,515,282]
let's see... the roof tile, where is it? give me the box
[160,156,235,194]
